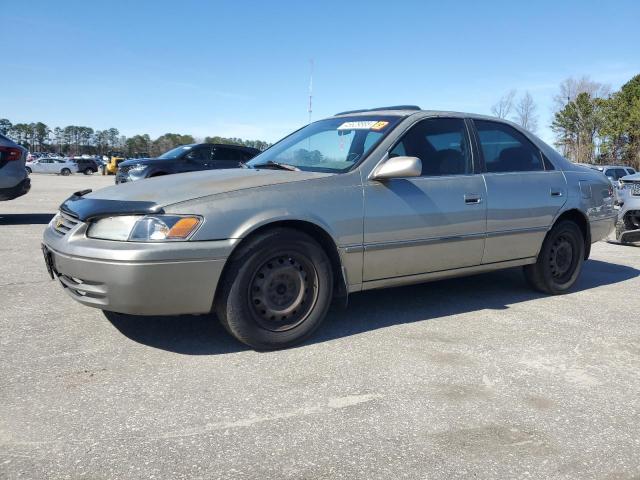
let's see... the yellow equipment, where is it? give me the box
[104,152,125,175]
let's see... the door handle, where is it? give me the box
[550,190,563,197]
[464,193,482,204]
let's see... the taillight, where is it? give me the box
[0,146,23,161]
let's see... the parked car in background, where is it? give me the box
[115,143,260,184]
[43,107,616,349]
[25,157,78,175]
[587,165,637,182]
[0,133,30,200]
[613,172,640,244]
[71,157,100,174]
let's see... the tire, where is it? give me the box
[523,220,585,294]
[83,167,95,175]
[60,168,71,176]
[25,167,32,174]
[215,228,333,350]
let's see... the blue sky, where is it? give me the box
[2,0,639,145]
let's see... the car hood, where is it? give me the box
[118,158,164,167]
[83,168,332,208]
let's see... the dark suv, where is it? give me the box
[0,134,30,201]
[115,143,260,184]
[72,157,100,175]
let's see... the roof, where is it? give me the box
[331,107,512,123]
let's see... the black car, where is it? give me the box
[72,157,100,175]
[115,143,260,184]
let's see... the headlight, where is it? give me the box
[127,165,148,176]
[87,215,202,241]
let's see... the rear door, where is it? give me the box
[37,159,53,173]
[472,119,567,264]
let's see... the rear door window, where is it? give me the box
[615,168,627,179]
[474,120,543,172]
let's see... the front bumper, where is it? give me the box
[0,177,30,201]
[43,223,237,315]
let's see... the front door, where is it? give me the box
[211,147,245,169]
[471,119,567,263]
[363,117,487,281]
[182,145,214,172]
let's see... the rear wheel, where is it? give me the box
[25,167,32,174]
[523,220,585,294]
[60,168,71,176]
[216,228,333,350]
[83,167,95,175]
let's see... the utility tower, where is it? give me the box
[308,59,314,124]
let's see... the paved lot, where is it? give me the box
[1,173,640,479]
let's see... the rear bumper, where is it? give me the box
[0,177,30,201]
[590,215,616,243]
[619,229,640,243]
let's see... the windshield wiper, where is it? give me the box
[251,160,300,171]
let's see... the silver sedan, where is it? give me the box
[42,107,616,349]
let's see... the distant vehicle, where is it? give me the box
[0,134,30,201]
[115,143,260,184]
[25,158,78,175]
[586,165,637,182]
[614,172,640,244]
[71,157,100,175]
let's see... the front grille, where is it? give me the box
[53,210,80,235]
[118,165,134,174]
[58,274,107,299]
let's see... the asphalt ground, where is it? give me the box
[1,173,639,479]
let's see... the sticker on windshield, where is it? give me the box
[370,121,389,131]
[338,121,377,130]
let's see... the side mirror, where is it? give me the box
[371,156,422,181]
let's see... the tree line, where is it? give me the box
[492,73,640,169]
[0,120,270,158]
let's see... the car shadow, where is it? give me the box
[104,259,639,355]
[0,213,55,225]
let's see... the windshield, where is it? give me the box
[247,116,401,173]
[158,145,194,160]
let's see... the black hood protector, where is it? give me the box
[60,190,163,221]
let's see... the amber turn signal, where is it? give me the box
[167,217,200,239]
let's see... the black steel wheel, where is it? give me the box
[248,253,319,332]
[524,220,584,294]
[216,228,333,350]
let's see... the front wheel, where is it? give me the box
[83,167,95,175]
[60,168,71,176]
[25,167,32,174]
[523,220,585,294]
[216,228,333,350]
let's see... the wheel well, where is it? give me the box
[554,209,591,259]
[217,220,347,304]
